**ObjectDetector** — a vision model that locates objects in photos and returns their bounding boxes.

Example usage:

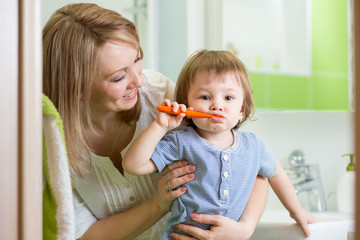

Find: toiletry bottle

[337,153,355,214]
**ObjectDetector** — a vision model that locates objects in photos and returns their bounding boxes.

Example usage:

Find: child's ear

[240,105,245,117]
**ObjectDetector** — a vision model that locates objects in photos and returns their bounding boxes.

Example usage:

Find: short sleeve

[258,139,277,178]
[73,190,97,239]
[151,131,180,172]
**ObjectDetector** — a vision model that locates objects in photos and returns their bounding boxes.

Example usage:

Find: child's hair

[175,49,254,129]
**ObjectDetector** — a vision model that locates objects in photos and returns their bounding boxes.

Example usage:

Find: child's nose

[211,102,223,111]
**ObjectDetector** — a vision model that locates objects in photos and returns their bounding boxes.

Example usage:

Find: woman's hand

[169,214,254,240]
[169,176,269,240]
[153,160,196,213]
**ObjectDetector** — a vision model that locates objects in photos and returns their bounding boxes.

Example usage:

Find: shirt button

[223,190,229,195]
[223,155,229,161]
[129,196,136,201]
[223,171,229,178]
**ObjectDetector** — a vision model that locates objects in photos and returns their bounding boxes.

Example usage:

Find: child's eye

[225,96,234,101]
[200,96,210,100]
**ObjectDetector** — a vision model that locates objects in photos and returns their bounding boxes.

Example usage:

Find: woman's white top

[73,69,175,239]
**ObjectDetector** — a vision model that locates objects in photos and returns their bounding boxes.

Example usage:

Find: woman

[42,3,269,240]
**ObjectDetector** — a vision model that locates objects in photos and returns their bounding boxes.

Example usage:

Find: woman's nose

[129,63,144,88]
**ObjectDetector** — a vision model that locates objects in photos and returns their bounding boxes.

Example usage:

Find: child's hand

[290,209,317,237]
[156,99,187,131]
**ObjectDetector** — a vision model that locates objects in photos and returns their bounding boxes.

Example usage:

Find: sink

[251,209,354,240]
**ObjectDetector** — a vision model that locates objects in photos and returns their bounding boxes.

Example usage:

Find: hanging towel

[42,94,74,240]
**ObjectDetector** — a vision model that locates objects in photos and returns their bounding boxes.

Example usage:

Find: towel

[42,94,74,240]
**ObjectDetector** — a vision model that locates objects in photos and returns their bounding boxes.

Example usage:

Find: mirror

[42,0,353,111]
[156,0,353,111]
[42,0,355,218]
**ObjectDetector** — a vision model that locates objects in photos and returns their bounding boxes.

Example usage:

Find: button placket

[219,152,231,204]
[123,180,137,203]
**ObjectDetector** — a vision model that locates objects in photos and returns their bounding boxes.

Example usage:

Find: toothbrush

[157,105,223,118]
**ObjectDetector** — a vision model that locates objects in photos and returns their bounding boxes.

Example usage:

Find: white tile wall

[241,111,355,211]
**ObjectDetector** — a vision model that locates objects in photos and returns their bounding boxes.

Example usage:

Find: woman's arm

[170,176,269,240]
[79,160,195,240]
[80,194,166,240]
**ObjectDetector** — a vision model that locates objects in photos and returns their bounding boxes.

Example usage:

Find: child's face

[187,71,244,134]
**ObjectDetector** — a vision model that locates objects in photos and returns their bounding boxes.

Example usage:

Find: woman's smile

[123,88,137,100]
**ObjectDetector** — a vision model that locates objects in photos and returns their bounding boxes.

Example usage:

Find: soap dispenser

[337,153,355,214]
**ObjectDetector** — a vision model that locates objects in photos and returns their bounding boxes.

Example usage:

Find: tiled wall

[242,111,354,210]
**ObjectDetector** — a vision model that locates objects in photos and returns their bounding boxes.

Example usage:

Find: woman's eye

[111,74,126,82]
[110,70,127,82]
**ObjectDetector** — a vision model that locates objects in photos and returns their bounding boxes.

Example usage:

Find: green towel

[42,94,74,240]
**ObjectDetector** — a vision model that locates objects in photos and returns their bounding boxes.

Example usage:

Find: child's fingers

[170,102,180,113]
[179,104,187,113]
[161,99,171,106]
[171,102,187,114]
[176,112,186,122]
[300,223,310,237]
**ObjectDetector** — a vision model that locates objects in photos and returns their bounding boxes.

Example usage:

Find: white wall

[158,0,207,82]
[242,111,355,210]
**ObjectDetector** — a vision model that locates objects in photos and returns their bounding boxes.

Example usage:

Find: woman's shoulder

[141,69,175,101]
[142,69,172,83]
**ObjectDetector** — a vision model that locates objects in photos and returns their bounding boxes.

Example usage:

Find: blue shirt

[151,127,277,240]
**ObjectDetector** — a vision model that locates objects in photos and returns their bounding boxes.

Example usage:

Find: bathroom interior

[1,0,358,239]
[42,0,356,239]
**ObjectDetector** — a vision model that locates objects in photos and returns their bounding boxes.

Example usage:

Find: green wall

[250,0,349,111]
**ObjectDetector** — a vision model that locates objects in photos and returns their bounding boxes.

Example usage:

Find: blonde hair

[43,3,143,177]
[175,49,254,129]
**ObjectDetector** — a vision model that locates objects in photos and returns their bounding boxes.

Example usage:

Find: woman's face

[90,40,143,114]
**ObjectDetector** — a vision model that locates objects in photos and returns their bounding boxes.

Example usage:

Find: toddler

[123,49,316,239]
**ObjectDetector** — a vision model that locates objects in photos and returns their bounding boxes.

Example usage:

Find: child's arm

[122,100,186,175]
[269,161,317,237]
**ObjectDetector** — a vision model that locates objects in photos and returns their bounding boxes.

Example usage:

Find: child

[123,49,316,239]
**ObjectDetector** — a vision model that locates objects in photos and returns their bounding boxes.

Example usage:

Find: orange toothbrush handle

[157,105,222,118]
